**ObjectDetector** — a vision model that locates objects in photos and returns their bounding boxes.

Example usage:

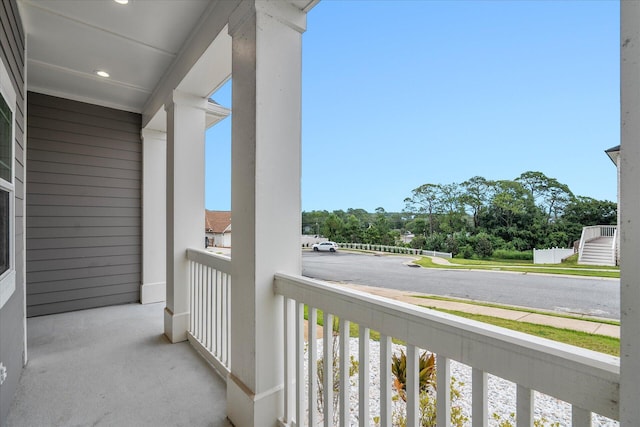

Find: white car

[312,241,339,252]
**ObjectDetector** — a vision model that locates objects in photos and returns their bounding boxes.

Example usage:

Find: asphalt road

[301,251,620,320]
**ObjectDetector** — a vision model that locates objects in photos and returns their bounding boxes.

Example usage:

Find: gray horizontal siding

[0,0,25,422]
[26,92,142,317]
[27,292,140,318]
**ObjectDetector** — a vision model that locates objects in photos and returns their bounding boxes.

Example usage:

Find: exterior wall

[25,92,142,317]
[210,232,231,248]
[0,0,25,423]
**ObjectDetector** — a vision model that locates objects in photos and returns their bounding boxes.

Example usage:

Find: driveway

[302,251,620,320]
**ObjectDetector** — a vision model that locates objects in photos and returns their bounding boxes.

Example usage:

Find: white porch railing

[186,248,231,379]
[274,273,620,427]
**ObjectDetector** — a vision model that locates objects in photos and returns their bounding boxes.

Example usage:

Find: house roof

[605,145,621,165]
[205,210,231,233]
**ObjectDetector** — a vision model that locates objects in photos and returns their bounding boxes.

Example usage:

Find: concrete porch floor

[6,302,230,427]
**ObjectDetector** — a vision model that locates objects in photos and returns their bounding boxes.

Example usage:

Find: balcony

[186,249,619,426]
[6,249,619,426]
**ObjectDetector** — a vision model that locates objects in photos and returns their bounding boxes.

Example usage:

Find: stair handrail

[612,227,618,266]
[578,225,618,263]
[578,226,596,260]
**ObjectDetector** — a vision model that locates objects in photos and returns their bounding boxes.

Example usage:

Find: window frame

[0,56,16,311]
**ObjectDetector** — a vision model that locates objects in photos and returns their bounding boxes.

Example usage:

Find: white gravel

[302,338,618,427]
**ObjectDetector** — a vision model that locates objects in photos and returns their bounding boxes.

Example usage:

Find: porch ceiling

[17,0,216,114]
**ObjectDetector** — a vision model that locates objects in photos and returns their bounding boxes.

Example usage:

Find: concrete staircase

[579,236,615,266]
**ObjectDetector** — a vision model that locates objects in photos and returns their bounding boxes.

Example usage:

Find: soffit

[18,0,212,113]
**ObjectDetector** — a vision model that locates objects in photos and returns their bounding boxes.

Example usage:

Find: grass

[413,294,620,325]
[303,304,619,355]
[427,307,620,356]
[415,256,620,278]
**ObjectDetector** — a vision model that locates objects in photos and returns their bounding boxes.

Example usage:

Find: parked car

[312,241,339,252]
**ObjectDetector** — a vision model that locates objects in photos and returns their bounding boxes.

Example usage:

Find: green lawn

[427,307,620,356]
[414,256,619,278]
[304,304,619,355]
[414,294,620,326]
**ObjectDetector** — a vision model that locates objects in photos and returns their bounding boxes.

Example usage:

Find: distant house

[205,210,231,248]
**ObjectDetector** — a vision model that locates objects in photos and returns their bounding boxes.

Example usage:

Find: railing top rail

[274,272,620,419]
[186,248,231,274]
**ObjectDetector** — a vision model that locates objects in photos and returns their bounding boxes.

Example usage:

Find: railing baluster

[197,263,202,342]
[572,406,591,427]
[296,302,305,427]
[323,313,334,427]
[284,297,295,424]
[210,269,216,355]
[189,261,194,333]
[406,344,419,427]
[205,266,210,349]
[437,354,451,427]
[516,385,533,427]
[379,335,392,427]
[358,326,370,426]
[339,318,350,427]
[215,270,221,357]
[309,307,318,427]
[472,368,488,427]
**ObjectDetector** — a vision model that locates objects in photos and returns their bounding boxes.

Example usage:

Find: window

[0,58,15,310]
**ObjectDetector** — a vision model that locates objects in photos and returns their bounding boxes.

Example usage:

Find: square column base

[227,373,283,427]
[164,307,189,343]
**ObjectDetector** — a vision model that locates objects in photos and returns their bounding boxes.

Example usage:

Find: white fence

[186,248,231,379]
[274,273,619,427]
[533,247,575,264]
[336,242,452,258]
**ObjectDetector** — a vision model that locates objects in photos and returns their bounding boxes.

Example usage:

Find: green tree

[322,213,344,241]
[490,180,535,229]
[438,183,467,233]
[516,171,574,225]
[461,176,493,229]
[343,214,363,242]
[404,184,442,235]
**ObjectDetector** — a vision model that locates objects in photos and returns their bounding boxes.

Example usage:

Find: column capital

[141,128,167,143]
[164,90,208,113]
[228,0,307,37]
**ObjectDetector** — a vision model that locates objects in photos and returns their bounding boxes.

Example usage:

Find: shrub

[475,235,494,258]
[410,235,427,249]
[492,249,533,260]
[459,244,474,259]
[389,349,467,427]
[444,235,459,256]
[391,349,436,401]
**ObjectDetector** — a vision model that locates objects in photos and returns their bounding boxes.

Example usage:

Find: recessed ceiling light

[114,0,129,4]
[96,70,110,78]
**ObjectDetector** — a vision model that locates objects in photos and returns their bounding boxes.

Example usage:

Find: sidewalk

[337,283,620,339]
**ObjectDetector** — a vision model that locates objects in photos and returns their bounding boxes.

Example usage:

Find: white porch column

[227,2,306,425]
[620,2,640,425]
[164,91,207,343]
[141,129,166,304]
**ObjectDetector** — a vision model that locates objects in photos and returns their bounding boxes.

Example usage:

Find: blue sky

[206,0,620,213]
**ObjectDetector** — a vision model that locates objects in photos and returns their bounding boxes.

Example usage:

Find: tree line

[302,171,616,259]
